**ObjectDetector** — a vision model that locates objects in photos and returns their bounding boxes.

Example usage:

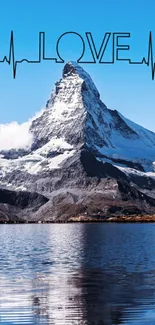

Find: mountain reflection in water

[0,223,155,324]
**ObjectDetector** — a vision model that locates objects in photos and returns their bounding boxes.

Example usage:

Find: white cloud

[0,121,32,150]
[0,108,45,151]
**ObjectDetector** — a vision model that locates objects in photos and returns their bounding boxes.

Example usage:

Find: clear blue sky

[0,0,155,131]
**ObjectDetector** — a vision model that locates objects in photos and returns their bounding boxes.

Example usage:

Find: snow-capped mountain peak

[1,62,155,195]
[62,61,100,97]
[1,62,155,222]
[29,61,107,151]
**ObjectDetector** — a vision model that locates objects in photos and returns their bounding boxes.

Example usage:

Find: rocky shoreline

[69,215,155,222]
[2,214,155,224]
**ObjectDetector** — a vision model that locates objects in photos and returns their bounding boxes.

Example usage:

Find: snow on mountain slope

[29,61,155,171]
[1,61,154,167]
[0,61,155,193]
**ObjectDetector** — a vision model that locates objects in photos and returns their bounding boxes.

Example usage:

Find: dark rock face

[80,149,129,180]
[63,62,78,78]
[0,188,48,210]
[0,188,49,223]
[0,204,21,223]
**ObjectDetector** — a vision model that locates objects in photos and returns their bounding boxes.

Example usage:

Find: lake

[0,223,155,324]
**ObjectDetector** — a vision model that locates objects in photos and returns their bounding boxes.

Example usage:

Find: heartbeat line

[0,31,62,78]
[129,32,155,80]
[0,31,155,79]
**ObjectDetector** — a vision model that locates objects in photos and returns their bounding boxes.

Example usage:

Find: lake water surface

[0,223,155,324]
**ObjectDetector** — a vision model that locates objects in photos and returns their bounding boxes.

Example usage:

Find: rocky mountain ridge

[1,61,155,222]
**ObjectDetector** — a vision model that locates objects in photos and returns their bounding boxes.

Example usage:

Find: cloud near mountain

[0,109,45,151]
[0,121,32,150]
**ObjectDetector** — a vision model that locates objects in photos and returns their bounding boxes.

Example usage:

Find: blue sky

[0,0,155,131]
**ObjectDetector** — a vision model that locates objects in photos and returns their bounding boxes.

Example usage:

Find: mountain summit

[1,62,155,222]
[30,61,102,149]
[30,61,155,171]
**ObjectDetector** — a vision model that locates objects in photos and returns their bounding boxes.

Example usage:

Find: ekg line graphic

[129,32,155,80]
[0,31,61,78]
[0,31,155,79]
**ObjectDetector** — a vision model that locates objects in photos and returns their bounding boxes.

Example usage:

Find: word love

[0,31,155,79]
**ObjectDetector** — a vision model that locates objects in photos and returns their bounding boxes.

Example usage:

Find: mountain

[1,61,155,222]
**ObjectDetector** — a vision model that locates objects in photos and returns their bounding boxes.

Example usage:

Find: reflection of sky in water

[123,310,155,325]
[0,224,155,324]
